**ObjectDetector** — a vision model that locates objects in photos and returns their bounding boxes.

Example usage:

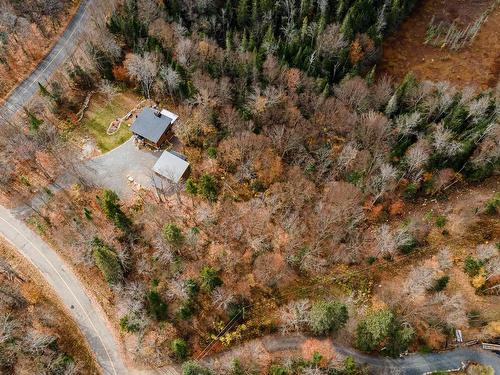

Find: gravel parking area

[83,138,162,198]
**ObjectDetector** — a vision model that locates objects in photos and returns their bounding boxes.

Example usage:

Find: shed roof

[130,107,174,144]
[153,151,189,183]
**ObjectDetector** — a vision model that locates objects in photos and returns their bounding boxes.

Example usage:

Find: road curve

[206,334,500,374]
[0,0,92,121]
[1,204,499,375]
[0,205,129,375]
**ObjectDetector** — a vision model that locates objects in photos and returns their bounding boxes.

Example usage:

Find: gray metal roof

[130,107,173,143]
[153,151,190,183]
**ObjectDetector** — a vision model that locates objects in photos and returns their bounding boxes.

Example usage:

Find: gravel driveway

[83,138,162,198]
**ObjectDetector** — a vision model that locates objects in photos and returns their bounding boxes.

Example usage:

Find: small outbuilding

[153,151,190,183]
[131,107,178,148]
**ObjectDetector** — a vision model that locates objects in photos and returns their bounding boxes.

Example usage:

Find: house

[153,151,190,183]
[130,107,178,148]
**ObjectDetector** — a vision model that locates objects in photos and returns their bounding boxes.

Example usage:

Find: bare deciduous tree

[125,53,159,99]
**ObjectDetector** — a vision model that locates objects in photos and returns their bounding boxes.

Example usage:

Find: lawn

[80,91,141,153]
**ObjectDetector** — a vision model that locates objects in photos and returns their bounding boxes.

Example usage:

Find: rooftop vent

[154,109,161,118]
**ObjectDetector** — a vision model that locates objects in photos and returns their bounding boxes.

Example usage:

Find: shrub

[398,235,418,254]
[91,238,123,285]
[268,365,288,375]
[463,256,483,277]
[485,193,500,215]
[148,290,168,321]
[435,215,446,228]
[198,174,220,202]
[200,266,222,292]
[163,224,184,247]
[178,300,195,320]
[428,275,449,292]
[185,178,198,195]
[403,183,419,201]
[207,146,217,159]
[119,315,140,333]
[171,338,188,360]
[182,361,213,375]
[308,300,348,335]
[356,309,413,357]
[184,279,200,298]
[366,256,376,265]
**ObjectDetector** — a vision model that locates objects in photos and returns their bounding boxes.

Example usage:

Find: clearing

[379,0,500,89]
[78,91,141,153]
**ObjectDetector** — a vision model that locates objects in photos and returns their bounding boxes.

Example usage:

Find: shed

[131,107,178,148]
[153,151,190,183]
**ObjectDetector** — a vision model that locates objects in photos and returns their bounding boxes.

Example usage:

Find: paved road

[0,205,129,375]
[1,200,499,375]
[0,0,92,121]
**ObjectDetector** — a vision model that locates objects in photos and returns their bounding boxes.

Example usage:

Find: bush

[308,300,348,335]
[178,300,195,320]
[182,361,213,375]
[185,178,198,195]
[119,315,140,333]
[485,193,500,215]
[184,279,200,298]
[91,238,123,285]
[463,256,483,277]
[200,266,222,292]
[163,223,184,247]
[428,275,449,292]
[171,338,188,360]
[268,365,288,375]
[198,174,220,202]
[435,215,446,228]
[356,309,413,357]
[207,146,217,159]
[148,290,168,321]
[403,183,419,201]
[398,235,418,254]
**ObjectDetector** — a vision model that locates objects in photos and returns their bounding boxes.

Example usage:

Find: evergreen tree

[26,111,43,132]
[163,223,184,247]
[38,82,53,99]
[148,289,168,321]
[97,190,132,234]
[200,266,222,292]
[198,174,220,202]
[170,338,188,360]
[91,238,123,285]
[237,0,249,27]
[308,300,348,335]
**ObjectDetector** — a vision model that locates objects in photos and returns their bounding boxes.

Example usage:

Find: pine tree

[251,0,259,25]
[25,111,43,132]
[237,0,249,27]
[97,190,132,234]
[92,238,123,285]
[38,82,53,99]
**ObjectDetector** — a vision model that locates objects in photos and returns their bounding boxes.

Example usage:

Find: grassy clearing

[80,91,140,153]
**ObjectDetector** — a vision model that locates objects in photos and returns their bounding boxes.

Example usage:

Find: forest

[0,0,77,98]
[0,0,498,373]
[0,242,98,374]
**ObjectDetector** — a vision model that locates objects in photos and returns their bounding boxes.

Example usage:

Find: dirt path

[379,0,500,89]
